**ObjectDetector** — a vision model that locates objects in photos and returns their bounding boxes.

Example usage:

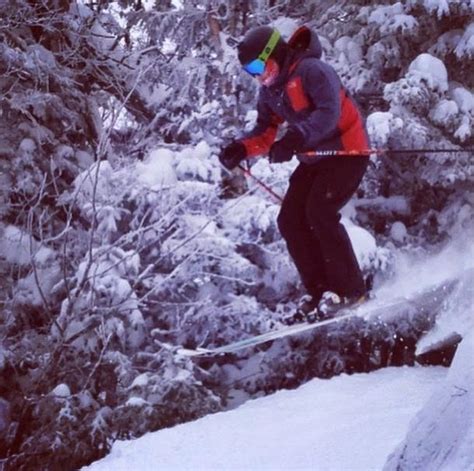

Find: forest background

[0,0,472,469]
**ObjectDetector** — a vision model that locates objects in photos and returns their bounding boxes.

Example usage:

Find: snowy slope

[385,332,474,471]
[84,366,445,471]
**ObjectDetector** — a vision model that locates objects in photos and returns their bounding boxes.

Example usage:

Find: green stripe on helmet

[258,29,280,62]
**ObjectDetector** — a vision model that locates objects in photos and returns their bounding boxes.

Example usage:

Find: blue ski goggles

[243,29,280,76]
[244,58,266,76]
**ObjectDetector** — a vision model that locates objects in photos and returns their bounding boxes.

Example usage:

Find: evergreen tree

[0,1,472,469]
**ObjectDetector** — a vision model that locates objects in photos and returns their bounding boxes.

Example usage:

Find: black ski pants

[277,157,369,299]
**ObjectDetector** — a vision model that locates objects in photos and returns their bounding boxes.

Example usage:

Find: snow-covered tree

[310,1,473,242]
[1,1,472,469]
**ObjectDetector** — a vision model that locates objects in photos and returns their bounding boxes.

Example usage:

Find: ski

[178,307,361,357]
[177,275,463,358]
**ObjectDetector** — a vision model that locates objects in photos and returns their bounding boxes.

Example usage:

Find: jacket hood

[262,25,323,89]
[288,26,322,60]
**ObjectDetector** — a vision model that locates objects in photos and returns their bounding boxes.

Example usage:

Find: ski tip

[177,347,212,357]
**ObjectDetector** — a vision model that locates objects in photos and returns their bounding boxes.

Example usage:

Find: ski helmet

[237,26,287,69]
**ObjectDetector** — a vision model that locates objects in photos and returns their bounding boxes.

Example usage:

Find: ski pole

[237,164,284,202]
[301,148,474,158]
[235,147,473,202]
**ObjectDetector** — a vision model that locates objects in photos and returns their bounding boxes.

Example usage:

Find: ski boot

[318,292,367,320]
[282,295,320,325]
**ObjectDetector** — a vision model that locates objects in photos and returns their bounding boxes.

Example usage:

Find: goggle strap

[258,30,280,62]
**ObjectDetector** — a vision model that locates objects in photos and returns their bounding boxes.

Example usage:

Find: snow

[0,225,32,265]
[130,373,149,389]
[175,141,218,182]
[221,195,278,238]
[430,29,464,56]
[369,3,404,25]
[136,148,177,187]
[142,0,157,11]
[450,86,474,115]
[75,150,94,169]
[423,0,450,18]
[416,265,473,356]
[126,397,149,408]
[454,116,472,141]
[366,111,404,146]
[51,384,71,398]
[4,3,474,470]
[368,3,418,35]
[354,195,410,216]
[389,221,407,242]
[271,17,299,40]
[452,114,471,141]
[378,232,473,302]
[334,36,363,64]
[408,53,449,92]
[73,161,115,206]
[454,23,474,59]
[144,82,172,107]
[84,366,446,471]
[389,14,418,34]
[18,137,36,153]
[430,99,459,125]
[343,218,378,270]
[0,225,61,306]
[385,331,474,471]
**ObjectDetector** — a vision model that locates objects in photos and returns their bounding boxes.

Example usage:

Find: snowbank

[385,332,474,471]
[84,367,445,471]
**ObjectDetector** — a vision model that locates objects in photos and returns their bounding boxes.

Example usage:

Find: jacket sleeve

[292,61,341,149]
[240,91,283,157]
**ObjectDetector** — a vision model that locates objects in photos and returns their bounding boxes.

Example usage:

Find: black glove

[269,127,303,164]
[219,141,247,170]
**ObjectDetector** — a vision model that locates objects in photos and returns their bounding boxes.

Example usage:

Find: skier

[219,25,370,321]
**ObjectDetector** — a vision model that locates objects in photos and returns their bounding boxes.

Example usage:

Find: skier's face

[258,58,280,87]
[243,57,280,86]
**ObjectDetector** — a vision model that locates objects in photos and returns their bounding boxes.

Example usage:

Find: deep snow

[385,331,474,471]
[84,366,446,471]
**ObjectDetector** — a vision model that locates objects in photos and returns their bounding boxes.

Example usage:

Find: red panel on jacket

[286,77,310,112]
[242,113,283,157]
[338,89,369,152]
